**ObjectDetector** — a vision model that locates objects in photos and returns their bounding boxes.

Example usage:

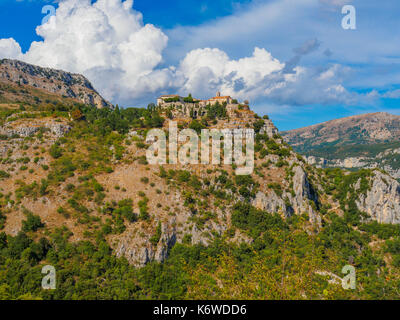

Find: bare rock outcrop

[356,171,400,224]
[252,190,287,216]
[253,165,321,225]
[290,165,321,225]
[0,59,112,109]
[116,220,177,267]
[260,118,279,138]
[49,123,72,137]
[0,121,71,138]
[2,126,39,137]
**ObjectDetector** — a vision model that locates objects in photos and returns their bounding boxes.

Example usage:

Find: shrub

[188,120,205,133]
[268,183,283,197]
[93,182,104,192]
[57,207,70,219]
[182,234,192,245]
[275,159,288,167]
[141,177,149,184]
[22,211,44,232]
[49,144,62,159]
[138,197,150,220]
[115,199,137,223]
[136,142,146,149]
[0,170,10,179]
[71,109,84,121]
[39,179,48,196]
[177,170,191,183]
[149,223,162,246]
[231,202,287,239]
[253,120,265,133]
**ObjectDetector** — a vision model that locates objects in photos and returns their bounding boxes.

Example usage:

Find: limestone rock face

[356,171,400,224]
[0,59,111,109]
[305,154,400,180]
[0,121,71,138]
[3,126,39,137]
[49,124,72,137]
[290,166,320,225]
[260,119,279,138]
[252,190,287,216]
[253,165,320,225]
[154,222,178,262]
[114,197,231,267]
[116,220,177,267]
[115,214,229,268]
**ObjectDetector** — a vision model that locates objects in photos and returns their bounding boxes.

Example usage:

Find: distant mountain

[0,59,111,109]
[281,112,400,179]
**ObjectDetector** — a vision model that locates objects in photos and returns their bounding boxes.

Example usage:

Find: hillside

[0,74,400,299]
[0,59,111,109]
[281,112,400,179]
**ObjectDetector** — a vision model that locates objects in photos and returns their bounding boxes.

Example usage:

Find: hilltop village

[156,92,278,137]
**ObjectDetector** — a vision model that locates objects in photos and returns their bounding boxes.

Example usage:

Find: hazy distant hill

[281,112,400,179]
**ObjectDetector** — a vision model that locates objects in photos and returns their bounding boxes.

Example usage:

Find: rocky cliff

[252,165,320,225]
[0,59,111,109]
[356,171,400,224]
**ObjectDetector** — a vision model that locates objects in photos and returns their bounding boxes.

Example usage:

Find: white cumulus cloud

[173,48,368,107]
[0,38,23,60]
[1,0,170,103]
[176,47,284,100]
[0,0,375,109]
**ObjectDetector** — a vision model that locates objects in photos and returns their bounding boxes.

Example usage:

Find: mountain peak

[281,111,400,179]
[282,112,400,148]
[0,59,112,109]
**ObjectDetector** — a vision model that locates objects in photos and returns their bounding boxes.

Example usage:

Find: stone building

[156,92,253,120]
[157,92,235,109]
[156,95,182,106]
[207,91,233,105]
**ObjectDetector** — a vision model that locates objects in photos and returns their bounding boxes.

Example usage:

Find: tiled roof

[160,94,180,98]
[208,96,231,100]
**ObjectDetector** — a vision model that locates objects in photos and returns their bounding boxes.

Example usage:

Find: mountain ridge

[282,112,400,150]
[0,58,112,109]
[281,112,400,179]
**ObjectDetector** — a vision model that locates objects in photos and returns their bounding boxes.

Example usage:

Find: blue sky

[0,0,253,51]
[0,0,400,131]
[0,0,44,52]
